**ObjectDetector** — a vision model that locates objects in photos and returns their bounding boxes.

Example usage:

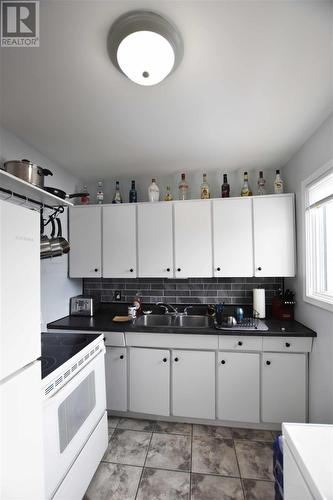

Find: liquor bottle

[221,173,230,198]
[201,173,210,199]
[96,181,104,204]
[80,186,89,205]
[178,173,189,200]
[129,180,137,203]
[257,171,266,195]
[164,186,173,201]
[241,172,252,197]
[274,169,284,194]
[148,178,160,202]
[112,181,123,204]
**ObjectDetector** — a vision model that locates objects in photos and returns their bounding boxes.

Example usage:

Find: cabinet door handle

[166,268,170,272]
[217,267,221,271]
[285,342,291,348]
[238,341,243,346]
[257,267,262,271]
[120,355,124,360]
[174,357,179,362]
[130,268,134,273]
[162,358,167,363]
[177,268,181,272]
[266,360,271,366]
[94,268,99,272]
[221,360,226,364]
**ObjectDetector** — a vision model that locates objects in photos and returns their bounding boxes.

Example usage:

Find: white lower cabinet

[129,347,170,416]
[105,347,127,412]
[172,350,215,419]
[262,353,307,423]
[217,352,260,423]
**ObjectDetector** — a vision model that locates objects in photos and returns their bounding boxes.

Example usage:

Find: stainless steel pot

[4,159,53,188]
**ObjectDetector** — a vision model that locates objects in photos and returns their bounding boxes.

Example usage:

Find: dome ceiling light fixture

[107,10,183,86]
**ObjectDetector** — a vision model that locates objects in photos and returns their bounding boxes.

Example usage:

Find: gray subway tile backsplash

[83,277,283,305]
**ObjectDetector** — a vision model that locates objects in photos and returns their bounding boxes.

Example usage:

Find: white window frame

[302,158,333,312]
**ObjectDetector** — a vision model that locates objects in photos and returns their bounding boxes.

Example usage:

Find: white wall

[282,113,333,424]
[0,127,82,329]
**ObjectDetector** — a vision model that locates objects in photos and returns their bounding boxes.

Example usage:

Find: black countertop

[47,304,316,337]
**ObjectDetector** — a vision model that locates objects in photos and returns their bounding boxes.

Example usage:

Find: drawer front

[104,331,125,346]
[218,336,262,351]
[263,337,312,353]
[125,332,218,350]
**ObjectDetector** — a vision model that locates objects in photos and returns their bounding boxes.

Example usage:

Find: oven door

[43,350,106,499]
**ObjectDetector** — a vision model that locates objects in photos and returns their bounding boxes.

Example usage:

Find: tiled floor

[83,417,276,500]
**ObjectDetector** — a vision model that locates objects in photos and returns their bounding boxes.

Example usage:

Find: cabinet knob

[166,268,170,272]
[94,268,99,272]
[177,268,181,272]
[162,358,167,363]
[266,360,271,366]
[238,341,243,346]
[285,342,291,348]
[120,355,124,360]
[221,360,226,364]
[217,267,221,271]
[257,267,262,271]
[130,268,134,273]
[174,357,179,362]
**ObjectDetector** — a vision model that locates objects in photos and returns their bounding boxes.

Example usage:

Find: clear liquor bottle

[178,173,189,200]
[274,170,284,194]
[257,171,266,195]
[96,181,104,204]
[164,186,173,201]
[241,172,252,196]
[112,181,123,204]
[148,178,160,202]
[201,173,210,199]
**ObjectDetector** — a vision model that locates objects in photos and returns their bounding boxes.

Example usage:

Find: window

[304,160,333,311]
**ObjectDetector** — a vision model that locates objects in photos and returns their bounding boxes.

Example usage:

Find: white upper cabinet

[103,205,137,278]
[137,203,173,277]
[69,206,102,278]
[253,194,295,277]
[213,198,253,277]
[174,201,212,278]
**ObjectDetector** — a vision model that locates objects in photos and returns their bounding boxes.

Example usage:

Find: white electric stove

[41,332,108,500]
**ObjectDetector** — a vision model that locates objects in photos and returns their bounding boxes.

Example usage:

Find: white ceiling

[1,0,333,180]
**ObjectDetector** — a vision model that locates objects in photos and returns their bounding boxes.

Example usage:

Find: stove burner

[40,332,101,379]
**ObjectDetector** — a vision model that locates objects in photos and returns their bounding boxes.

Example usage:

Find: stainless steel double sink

[135,314,211,329]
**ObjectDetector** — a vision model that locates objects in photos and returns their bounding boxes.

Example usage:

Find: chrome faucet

[156,302,178,315]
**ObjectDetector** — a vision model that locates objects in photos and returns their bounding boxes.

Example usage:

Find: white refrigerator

[0,200,45,499]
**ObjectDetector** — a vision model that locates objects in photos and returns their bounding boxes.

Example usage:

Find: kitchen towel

[253,288,266,318]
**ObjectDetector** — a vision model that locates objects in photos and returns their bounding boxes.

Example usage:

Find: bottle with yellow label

[200,173,210,199]
[241,172,252,196]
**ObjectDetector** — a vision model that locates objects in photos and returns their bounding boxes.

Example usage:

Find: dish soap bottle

[201,173,210,199]
[112,181,123,204]
[274,170,284,194]
[148,178,160,202]
[257,171,266,195]
[96,181,104,204]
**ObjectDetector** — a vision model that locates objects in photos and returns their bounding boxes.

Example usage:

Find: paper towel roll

[253,288,265,318]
